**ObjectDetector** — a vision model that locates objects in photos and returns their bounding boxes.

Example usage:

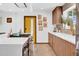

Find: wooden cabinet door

[52,35,56,51]
[50,37,53,47]
[52,6,62,24]
[48,33,50,44]
[48,33,75,56]
[65,41,76,56]
[50,34,53,47]
[53,36,65,56]
[53,35,58,55]
[70,44,76,56]
[52,34,75,56]
[65,41,72,56]
[51,34,54,48]
[56,37,65,56]
[48,33,53,47]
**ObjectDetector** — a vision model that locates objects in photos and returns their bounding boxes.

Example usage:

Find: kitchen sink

[10,34,31,37]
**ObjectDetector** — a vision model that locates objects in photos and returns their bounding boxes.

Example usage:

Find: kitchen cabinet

[48,33,53,47]
[48,32,75,56]
[52,35,65,56]
[56,36,65,56]
[65,41,76,56]
[52,6,62,24]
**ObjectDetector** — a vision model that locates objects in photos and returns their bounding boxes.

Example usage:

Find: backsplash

[48,24,55,32]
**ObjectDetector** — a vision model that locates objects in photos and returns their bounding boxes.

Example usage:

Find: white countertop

[0,33,31,56]
[0,33,31,44]
[0,34,30,56]
[49,30,76,45]
[0,37,29,44]
[0,37,29,56]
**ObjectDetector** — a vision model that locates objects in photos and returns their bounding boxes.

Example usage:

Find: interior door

[24,16,31,33]
[24,16,36,44]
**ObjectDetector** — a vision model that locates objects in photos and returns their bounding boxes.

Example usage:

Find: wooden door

[32,17,36,44]
[24,16,36,44]
[24,16,31,33]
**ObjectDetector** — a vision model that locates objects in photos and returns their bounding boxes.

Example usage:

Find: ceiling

[0,3,64,13]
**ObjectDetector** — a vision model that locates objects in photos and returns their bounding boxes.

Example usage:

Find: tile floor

[33,44,56,56]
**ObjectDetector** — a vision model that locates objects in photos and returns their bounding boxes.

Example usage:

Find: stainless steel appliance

[22,36,34,56]
[28,36,34,56]
[22,39,29,56]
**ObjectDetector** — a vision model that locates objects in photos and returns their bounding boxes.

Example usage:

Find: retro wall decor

[43,17,47,27]
[38,15,43,31]
[7,17,12,23]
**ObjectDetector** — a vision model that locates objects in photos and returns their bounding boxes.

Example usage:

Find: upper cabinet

[52,6,63,24]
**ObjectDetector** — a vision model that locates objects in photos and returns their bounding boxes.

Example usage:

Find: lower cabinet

[65,41,76,56]
[48,33,53,47]
[48,32,76,56]
[52,35,66,56]
[57,37,65,56]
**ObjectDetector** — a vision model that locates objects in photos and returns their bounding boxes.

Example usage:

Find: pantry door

[24,16,36,44]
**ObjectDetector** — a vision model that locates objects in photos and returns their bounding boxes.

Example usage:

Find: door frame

[24,16,37,44]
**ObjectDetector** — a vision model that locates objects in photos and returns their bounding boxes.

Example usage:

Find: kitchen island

[0,36,31,56]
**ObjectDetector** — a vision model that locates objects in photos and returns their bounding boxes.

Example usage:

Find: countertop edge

[48,31,76,45]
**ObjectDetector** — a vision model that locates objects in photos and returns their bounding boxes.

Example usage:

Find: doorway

[24,16,36,44]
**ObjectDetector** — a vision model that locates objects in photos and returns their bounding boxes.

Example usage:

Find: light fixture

[14,3,27,8]
[24,3,27,8]
[14,3,19,8]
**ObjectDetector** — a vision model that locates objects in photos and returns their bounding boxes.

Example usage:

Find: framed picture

[43,17,47,27]
[38,20,42,25]
[7,17,12,23]
[38,15,42,19]
[43,22,47,27]
[39,25,43,31]
[38,14,43,31]
[43,17,47,22]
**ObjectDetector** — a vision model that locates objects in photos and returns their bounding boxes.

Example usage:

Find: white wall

[0,10,53,43]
